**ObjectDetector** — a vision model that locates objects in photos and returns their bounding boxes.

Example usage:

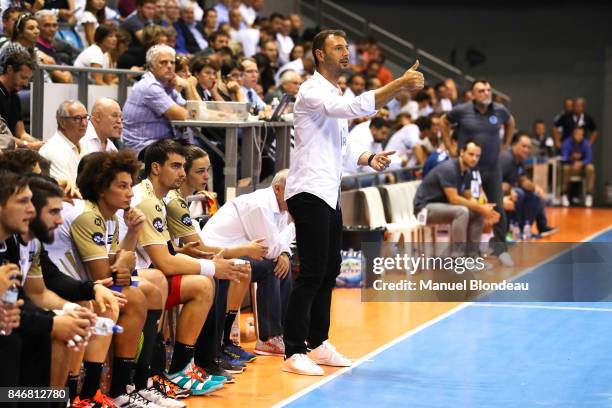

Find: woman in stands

[78,0,107,46]
[74,24,118,85]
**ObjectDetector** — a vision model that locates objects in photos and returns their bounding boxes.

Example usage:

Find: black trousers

[283,193,342,358]
[479,165,508,254]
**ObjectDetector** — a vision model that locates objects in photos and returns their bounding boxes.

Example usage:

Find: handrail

[38,64,146,75]
[299,0,511,103]
[342,166,422,189]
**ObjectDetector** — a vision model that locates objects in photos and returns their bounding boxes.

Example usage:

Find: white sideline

[272,302,470,408]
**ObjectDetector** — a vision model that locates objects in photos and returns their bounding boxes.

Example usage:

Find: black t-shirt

[0,82,23,135]
[554,112,597,141]
[413,158,473,214]
[500,149,524,187]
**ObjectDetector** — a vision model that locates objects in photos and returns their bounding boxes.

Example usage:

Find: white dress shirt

[80,122,118,156]
[343,120,381,175]
[231,27,260,57]
[386,123,421,168]
[39,130,82,183]
[275,33,294,65]
[285,71,376,209]
[275,58,304,86]
[201,187,295,259]
[239,3,257,26]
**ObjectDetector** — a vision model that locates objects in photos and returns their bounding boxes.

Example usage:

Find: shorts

[165,275,183,310]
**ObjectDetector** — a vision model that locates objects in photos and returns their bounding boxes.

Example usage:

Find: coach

[282,29,424,376]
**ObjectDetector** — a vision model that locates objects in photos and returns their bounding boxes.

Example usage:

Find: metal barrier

[296,0,511,102]
[341,165,422,189]
[32,64,144,138]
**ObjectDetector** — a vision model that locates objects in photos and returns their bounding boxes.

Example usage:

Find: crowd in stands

[0,0,601,405]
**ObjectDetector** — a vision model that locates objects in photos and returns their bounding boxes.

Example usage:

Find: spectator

[343,117,390,175]
[153,0,166,25]
[108,27,131,68]
[0,7,21,49]
[77,0,107,47]
[501,133,557,237]
[33,10,73,83]
[387,115,421,168]
[434,82,453,113]
[552,97,573,142]
[264,69,299,104]
[553,97,598,146]
[459,89,473,103]
[444,79,516,267]
[288,13,302,43]
[39,100,89,183]
[240,0,262,27]
[274,49,314,86]
[444,77,458,104]
[413,139,500,257]
[275,16,293,65]
[74,24,118,85]
[214,0,231,26]
[240,57,266,113]
[122,44,196,154]
[561,126,595,207]
[80,97,121,155]
[268,12,283,34]
[120,0,156,47]
[198,29,229,57]
[117,23,167,69]
[190,56,218,101]
[229,7,259,57]
[414,116,443,165]
[531,119,556,157]
[164,0,178,25]
[175,2,206,53]
[0,46,43,148]
[343,73,365,99]
[201,7,218,39]
[254,38,279,92]
[214,58,244,102]
[366,76,381,91]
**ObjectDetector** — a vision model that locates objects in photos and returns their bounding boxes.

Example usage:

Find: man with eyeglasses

[80,98,122,156]
[240,57,265,114]
[40,100,89,184]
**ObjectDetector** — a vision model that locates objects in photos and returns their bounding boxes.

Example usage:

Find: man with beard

[80,98,122,155]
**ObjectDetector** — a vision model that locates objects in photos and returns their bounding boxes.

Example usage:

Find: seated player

[123,140,248,396]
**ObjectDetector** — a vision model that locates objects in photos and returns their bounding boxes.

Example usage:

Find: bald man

[80,98,122,156]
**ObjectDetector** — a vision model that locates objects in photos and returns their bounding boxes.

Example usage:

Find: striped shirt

[122,71,186,154]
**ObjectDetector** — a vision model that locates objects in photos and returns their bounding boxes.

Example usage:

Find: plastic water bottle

[271,97,280,115]
[523,224,532,241]
[0,285,18,336]
[91,317,124,336]
[510,222,521,241]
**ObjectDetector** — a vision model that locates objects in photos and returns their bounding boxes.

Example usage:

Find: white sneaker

[498,252,514,268]
[585,195,593,208]
[308,341,352,367]
[139,384,185,408]
[114,385,164,408]
[561,194,570,207]
[282,353,324,376]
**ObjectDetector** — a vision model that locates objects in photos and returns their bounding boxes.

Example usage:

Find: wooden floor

[186,208,612,408]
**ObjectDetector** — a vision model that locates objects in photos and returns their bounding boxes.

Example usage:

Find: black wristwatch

[367,153,376,166]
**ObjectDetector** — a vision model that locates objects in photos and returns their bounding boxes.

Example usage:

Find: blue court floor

[280,228,612,408]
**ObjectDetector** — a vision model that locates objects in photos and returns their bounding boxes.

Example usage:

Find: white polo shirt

[39,130,81,184]
[80,122,118,156]
[285,71,376,209]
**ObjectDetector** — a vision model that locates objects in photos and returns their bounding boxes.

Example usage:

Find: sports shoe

[561,194,570,207]
[223,341,257,363]
[199,360,235,383]
[71,397,96,408]
[219,353,246,374]
[255,336,285,356]
[585,194,593,208]
[89,390,116,408]
[308,341,352,367]
[138,379,185,408]
[498,251,514,268]
[114,386,162,408]
[164,363,224,396]
[150,375,190,400]
[536,225,559,238]
[282,353,324,376]
[191,361,229,383]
